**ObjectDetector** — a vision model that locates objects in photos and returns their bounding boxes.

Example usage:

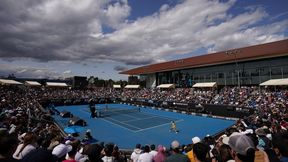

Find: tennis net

[97,107,140,117]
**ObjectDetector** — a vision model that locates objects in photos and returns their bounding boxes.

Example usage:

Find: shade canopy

[192,82,217,88]
[113,84,121,88]
[157,84,175,88]
[64,126,84,134]
[0,79,22,85]
[260,78,288,86]
[124,85,140,89]
[25,81,41,86]
[46,82,68,87]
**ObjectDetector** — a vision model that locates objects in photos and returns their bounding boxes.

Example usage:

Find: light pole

[226,50,240,87]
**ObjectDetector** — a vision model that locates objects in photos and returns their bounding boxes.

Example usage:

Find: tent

[260,78,288,86]
[157,84,175,88]
[46,82,68,87]
[0,79,22,85]
[124,85,140,89]
[25,81,41,86]
[192,82,217,88]
[113,84,121,88]
[64,126,84,134]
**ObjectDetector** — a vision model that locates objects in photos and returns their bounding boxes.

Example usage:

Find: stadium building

[120,39,288,88]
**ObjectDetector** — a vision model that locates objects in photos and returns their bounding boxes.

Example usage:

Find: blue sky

[0,0,287,80]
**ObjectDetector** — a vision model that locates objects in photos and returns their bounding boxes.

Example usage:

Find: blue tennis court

[99,108,180,132]
[54,103,235,149]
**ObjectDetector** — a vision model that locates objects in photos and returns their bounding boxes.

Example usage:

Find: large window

[153,56,288,87]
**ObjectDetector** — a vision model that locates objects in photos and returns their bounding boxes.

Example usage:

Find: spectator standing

[112,145,126,162]
[12,132,37,160]
[153,145,166,162]
[130,144,142,162]
[138,145,153,162]
[165,140,189,162]
[52,139,73,161]
[84,144,104,162]
[187,136,201,162]
[272,132,288,162]
[102,143,115,162]
[218,144,234,162]
[192,142,210,162]
[21,148,57,162]
[149,144,157,158]
[228,134,255,162]
[246,133,269,162]
[63,141,79,162]
[0,131,19,162]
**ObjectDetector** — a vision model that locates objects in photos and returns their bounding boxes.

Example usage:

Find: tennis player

[170,121,179,133]
[89,99,97,118]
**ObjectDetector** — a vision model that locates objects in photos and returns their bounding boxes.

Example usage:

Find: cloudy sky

[0,0,287,80]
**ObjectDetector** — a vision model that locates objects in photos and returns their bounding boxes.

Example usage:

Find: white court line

[104,116,142,129]
[80,106,183,133]
[113,111,177,123]
[134,119,184,133]
[102,113,183,133]
[105,116,142,129]
[83,106,162,120]
[79,108,141,132]
[117,113,140,120]
[123,115,168,122]
[101,118,138,133]
[139,111,179,120]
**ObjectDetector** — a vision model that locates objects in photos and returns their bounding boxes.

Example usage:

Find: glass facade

[151,55,288,87]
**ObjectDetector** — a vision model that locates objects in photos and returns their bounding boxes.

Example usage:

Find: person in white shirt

[13,132,37,160]
[131,144,142,162]
[102,143,115,162]
[149,144,157,158]
[138,145,153,162]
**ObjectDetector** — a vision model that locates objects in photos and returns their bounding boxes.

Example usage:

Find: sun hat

[222,132,242,145]
[171,140,180,149]
[192,136,201,144]
[52,143,72,158]
[228,134,255,156]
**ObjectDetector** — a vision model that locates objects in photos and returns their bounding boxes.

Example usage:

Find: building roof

[25,81,41,86]
[124,85,140,88]
[46,82,68,87]
[120,39,288,75]
[0,79,22,85]
[157,84,175,88]
[113,84,121,88]
[260,78,288,86]
[192,82,217,88]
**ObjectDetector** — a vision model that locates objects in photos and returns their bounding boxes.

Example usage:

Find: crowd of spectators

[26,86,288,110]
[0,84,287,162]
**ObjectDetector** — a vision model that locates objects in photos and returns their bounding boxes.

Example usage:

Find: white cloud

[0,64,64,79]
[63,70,71,74]
[0,0,287,78]
[208,19,288,52]
[102,0,131,29]
[88,0,282,63]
